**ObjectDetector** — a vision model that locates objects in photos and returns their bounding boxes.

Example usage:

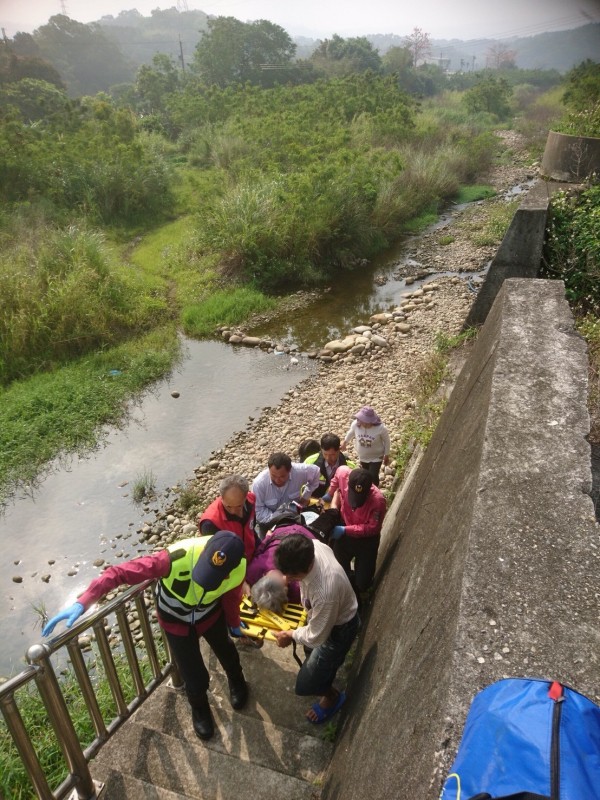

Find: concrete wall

[465,181,567,328]
[541,130,600,183]
[324,279,600,800]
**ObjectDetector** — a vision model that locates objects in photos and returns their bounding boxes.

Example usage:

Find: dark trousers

[295,613,360,696]
[165,613,243,708]
[360,460,382,486]
[333,534,381,594]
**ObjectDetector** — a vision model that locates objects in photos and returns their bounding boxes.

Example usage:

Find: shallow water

[0,183,520,675]
[0,339,314,675]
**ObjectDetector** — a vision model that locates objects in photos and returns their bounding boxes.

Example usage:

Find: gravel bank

[141,131,536,548]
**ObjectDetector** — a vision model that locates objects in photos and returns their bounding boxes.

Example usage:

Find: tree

[192,17,296,88]
[310,34,382,77]
[382,46,414,77]
[486,42,517,70]
[464,73,512,118]
[0,78,70,122]
[135,54,180,114]
[33,15,135,96]
[0,45,65,89]
[403,27,431,68]
[562,59,600,113]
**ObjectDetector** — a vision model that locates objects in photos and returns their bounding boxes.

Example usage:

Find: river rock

[423,283,439,292]
[351,344,365,355]
[403,303,417,312]
[324,338,354,353]
[395,323,411,333]
[221,330,231,341]
[353,325,371,334]
[182,522,198,535]
[12,576,23,583]
[228,334,243,344]
[240,336,261,347]
[371,334,389,347]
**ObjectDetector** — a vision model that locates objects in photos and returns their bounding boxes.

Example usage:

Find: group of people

[42,406,391,742]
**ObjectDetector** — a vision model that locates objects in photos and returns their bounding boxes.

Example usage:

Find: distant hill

[368,23,600,73]
[92,11,598,75]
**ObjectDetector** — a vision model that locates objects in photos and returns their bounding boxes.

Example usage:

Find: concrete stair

[91,639,335,799]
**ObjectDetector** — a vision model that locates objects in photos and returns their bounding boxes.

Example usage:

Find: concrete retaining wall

[464,180,569,328]
[324,279,600,800]
[541,130,600,183]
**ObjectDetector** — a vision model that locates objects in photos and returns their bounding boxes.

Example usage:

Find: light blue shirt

[252,463,321,525]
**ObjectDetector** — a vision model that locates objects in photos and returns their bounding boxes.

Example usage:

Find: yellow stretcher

[239,595,307,643]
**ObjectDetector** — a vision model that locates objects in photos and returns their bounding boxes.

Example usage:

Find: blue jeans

[295,613,360,697]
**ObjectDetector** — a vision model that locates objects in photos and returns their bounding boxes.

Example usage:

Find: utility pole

[178,34,185,73]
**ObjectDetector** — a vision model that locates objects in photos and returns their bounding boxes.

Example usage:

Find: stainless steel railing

[0,579,182,800]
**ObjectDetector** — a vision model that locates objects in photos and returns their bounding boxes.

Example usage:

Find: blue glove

[331,525,346,540]
[321,494,332,504]
[42,602,84,637]
[229,621,248,638]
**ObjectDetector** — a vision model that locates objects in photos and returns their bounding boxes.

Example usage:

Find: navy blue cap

[192,531,244,590]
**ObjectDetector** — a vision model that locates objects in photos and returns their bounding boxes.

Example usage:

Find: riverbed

[0,131,536,677]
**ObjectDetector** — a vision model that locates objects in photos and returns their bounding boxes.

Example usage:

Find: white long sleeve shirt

[291,541,358,649]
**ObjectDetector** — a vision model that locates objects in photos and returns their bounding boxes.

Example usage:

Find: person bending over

[42,531,248,742]
[273,534,359,724]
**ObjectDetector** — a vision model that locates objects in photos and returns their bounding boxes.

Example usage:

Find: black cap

[192,531,244,590]
[348,468,373,508]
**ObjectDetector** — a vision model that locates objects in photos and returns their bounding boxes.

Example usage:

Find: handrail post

[0,687,54,800]
[26,643,97,800]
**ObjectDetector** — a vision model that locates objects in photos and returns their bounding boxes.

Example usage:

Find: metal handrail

[0,579,182,800]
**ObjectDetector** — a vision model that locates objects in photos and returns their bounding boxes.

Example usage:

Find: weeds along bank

[0,74,543,504]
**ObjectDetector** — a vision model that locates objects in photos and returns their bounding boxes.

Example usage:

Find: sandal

[308,690,346,724]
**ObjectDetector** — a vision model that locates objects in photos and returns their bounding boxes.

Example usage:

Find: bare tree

[403,27,431,68]
[485,42,517,70]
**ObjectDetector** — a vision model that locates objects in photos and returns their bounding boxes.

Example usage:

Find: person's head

[298,438,320,462]
[268,452,292,487]
[275,534,315,579]
[192,531,245,589]
[219,474,249,517]
[348,468,374,509]
[250,569,288,612]
[353,406,382,429]
[320,433,341,466]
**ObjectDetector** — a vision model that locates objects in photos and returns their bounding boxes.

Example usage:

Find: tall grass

[0,221,170,385]
[182,287,276,336]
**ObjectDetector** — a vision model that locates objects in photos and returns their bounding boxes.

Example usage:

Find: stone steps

[90,637,334,800]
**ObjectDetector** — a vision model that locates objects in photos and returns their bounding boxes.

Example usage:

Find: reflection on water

[0,339,314,676]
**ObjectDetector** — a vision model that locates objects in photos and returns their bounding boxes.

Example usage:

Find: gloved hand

[42,602,84,637]
[229,621,248,638]
[321,494,332,504]
[331,525,346,540]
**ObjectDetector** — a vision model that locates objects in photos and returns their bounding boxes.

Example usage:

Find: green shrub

[0,223,169,385]
[542,185,600,313]
[182,287,276,336]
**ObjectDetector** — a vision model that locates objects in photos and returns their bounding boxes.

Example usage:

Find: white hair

[250,574,288,613]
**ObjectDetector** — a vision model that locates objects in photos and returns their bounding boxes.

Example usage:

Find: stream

[0,205,490,677]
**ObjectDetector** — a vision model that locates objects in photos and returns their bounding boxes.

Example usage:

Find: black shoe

[228,676,248,710]
[191,703,214,740]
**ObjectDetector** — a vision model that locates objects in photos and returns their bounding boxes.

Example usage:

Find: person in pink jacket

[327,466,387,596]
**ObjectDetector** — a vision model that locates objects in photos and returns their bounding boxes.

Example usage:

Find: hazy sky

[2,0,599,40]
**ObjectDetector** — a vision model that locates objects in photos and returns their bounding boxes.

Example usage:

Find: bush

[0,221,169,384]
[542,185,600,313]
[182,287,276,336]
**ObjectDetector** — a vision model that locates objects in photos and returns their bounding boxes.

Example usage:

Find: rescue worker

[304,433,356,498]
[42,531,248,741]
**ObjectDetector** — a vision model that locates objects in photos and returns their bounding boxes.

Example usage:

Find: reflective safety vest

[156,537,246,626]
[305,452,356,492]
